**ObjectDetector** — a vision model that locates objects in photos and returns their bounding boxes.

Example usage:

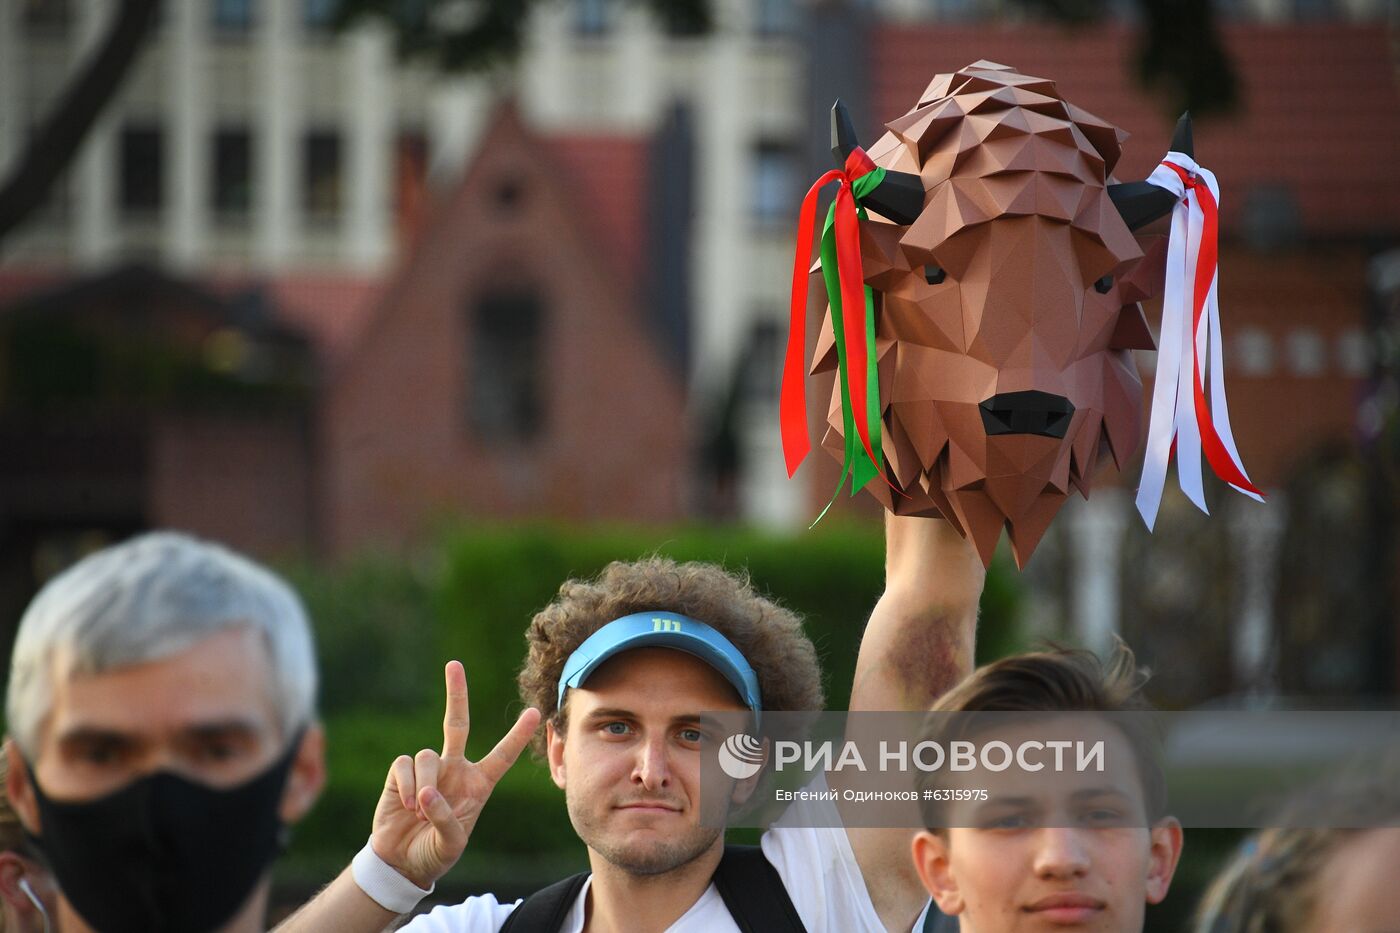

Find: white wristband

[351,839,435,914]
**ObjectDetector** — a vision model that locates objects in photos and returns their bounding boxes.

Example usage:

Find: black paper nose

[979,391,1075,439]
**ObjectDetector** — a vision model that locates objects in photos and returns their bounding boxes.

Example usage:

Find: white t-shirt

[400,779,933,933]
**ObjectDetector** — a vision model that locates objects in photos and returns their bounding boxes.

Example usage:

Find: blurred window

[755,0,796,36]
[22,0,71,34]
[751,142,798,226]
[1285,329,1327,377]
[212,0,254,33]
[1336,328,1369,378]
[303,0,337,31]
[1105,0,1141,19]
[469,292,544,442]
[929,0,980,20]
[658,2,706,37]
[25,111,72,221]
[1293,0,1336,17]
[1243,184,1301,252]
[212,127,253,217]
[1232,327,1274,377]
[1212,0,1250,18]
[119,124,164,216]
[303,129,343,221]
[740,317,783,404]
[574,0,614,36]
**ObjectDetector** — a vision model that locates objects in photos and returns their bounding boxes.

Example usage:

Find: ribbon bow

[1135,152,1265,529]
[781,147,893,509]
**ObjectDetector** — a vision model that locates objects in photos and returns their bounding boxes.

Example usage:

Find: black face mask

[25,738,300,933]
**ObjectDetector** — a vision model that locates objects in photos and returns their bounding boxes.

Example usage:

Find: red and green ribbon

[781,147,893,512]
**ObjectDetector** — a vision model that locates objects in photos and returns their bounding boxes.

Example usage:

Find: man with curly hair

[281,517,983,932]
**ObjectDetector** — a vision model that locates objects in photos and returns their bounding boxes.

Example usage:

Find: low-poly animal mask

[782,61,1261,567]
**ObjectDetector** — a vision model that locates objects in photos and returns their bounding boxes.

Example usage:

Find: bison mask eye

[925,265,946,285]
[1095,275,1113,294]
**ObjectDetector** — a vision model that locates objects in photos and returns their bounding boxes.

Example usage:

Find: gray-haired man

[3,532,327,933]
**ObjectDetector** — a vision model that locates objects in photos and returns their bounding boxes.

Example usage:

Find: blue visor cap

[557,611,762,723]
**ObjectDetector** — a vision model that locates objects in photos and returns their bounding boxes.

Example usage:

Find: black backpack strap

[500,846,807,933]
[498,871,590,933]
[712,844,808,933]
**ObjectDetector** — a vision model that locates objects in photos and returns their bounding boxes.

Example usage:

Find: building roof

[548,133,652,286]
[0,265,381,364]
[869,21,1400,238]
[255,275,383,364]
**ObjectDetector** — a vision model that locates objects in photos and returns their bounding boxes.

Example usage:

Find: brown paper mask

[808,61,1182,568]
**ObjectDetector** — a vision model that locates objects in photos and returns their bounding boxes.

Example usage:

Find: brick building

[0,3,1395,693]
[321,107,688,553]
[0,264,316,632]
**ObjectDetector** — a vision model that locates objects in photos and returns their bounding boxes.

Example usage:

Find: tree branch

[0,0,159,244]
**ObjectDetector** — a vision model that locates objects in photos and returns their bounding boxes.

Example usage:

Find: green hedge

[278,522,1024,887]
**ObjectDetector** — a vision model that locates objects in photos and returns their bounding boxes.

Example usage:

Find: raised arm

[844,514,985,932]
[275,662,540,933]
[850,513,984,713]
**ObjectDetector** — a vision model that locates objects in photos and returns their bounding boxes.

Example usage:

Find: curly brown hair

[517,557,824,754]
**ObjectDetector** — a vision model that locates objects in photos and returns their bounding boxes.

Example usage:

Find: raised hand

[369,660,541,888]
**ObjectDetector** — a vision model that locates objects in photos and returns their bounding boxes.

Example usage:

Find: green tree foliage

[333,0,711,73]
[335,0,1235,115]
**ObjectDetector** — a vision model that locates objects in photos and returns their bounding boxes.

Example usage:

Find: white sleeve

[761,822,887,933]
[396,894,522,933]
[759,775,886,933]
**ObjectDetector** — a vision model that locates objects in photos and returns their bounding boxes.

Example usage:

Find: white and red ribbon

[1135,151,1265,530]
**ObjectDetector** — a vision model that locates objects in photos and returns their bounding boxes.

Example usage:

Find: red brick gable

[550,135,651,286]
[321,104,687,553]
[869,22,1400,237]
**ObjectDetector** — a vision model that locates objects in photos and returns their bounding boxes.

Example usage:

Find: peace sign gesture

[369,660,541,888]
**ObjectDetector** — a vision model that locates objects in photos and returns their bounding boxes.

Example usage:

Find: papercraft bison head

[809,61,1184,568]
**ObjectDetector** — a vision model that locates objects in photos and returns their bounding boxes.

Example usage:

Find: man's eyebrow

[583,707,638,723]
[55,726,138,747]
[179,719,265,741]
[972,795,1039,811]
[580,710,727,729]
[1069,786,1134,802]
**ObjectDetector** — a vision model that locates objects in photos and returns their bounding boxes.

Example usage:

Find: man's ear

[0,852,46,921]
[1145,817,1185,904]
[546,720,566,790]
[4,737,40,835]
[0,852,29,906]
[278,723,327,824]
[912,830,965,916]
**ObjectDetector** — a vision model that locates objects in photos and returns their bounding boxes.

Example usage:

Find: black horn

[1107,111,1194,230]
[831,100,924,226]
[1169,110,1193,159]
[831,98,861,164]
